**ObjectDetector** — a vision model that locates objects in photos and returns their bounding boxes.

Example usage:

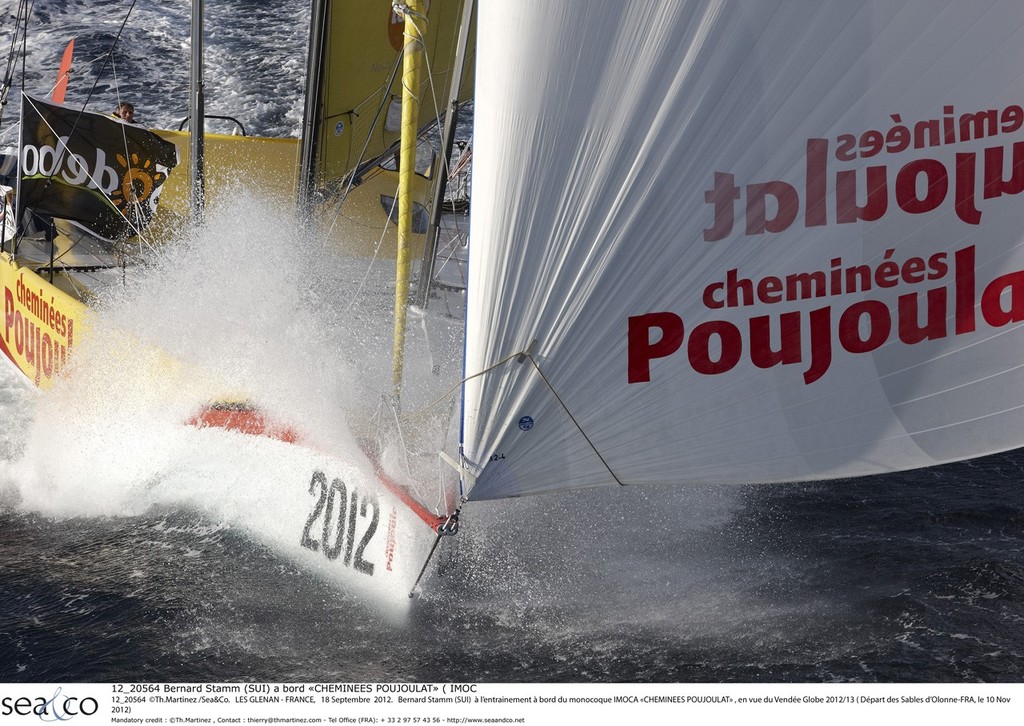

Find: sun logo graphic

[18,95,180,241]
[110,152,168,228]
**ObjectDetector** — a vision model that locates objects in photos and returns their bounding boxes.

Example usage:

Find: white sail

[462,0,1024,500]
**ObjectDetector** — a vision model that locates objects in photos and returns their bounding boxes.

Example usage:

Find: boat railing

[176,114,248,136]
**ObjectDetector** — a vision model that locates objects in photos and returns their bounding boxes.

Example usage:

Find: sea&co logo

[0,688,98,720]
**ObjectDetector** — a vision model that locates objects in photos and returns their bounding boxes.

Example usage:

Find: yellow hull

[150,130,427,259]
[151,130,300,231]
[2,128,433,392]
[0,252,89,389]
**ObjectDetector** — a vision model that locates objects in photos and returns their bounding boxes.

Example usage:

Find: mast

[391,0,426,399]
[189,0,205,222]
[414,0,473,309]
[10,94,24,255]
[298,0,330,207]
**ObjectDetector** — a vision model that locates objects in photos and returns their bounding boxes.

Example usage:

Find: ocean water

[1,0,1024,685]
[1,0,310,141]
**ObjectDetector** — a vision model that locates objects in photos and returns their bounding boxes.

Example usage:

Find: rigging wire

[337,3,465,317]
[106,52,161,259]
[343,193,401,315]
[316,48,404,246]
[321,43,439,316]
[525,354,625,486]
[71,0,139,118]
[318,2,456,242]
[399,5,456,187]
[397,344,628,489]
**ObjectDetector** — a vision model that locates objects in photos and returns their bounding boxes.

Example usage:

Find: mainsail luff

[189,0,205,222]
[297,0,330,206]
[461,0,1024,501]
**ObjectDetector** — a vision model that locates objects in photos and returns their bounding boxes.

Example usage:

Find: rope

[418,349,533,413]
[404,344,627,489]
[314,50,406,319]
[393,1,465,203]
[336,1,463,317]
[317,1,473,348]
[77,0,139,112]
[524,354,625,487]
[106,54,160,257]
[317,50,403,243]
[342,187,399,316]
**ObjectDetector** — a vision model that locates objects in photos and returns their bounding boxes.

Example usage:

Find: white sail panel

[462,0,1024,500]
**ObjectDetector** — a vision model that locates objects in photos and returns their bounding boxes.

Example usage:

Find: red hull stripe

[188,405,449,532]
[186,406,299,444]
[368,459,450,533]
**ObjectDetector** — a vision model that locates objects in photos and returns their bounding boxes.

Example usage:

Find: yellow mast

[392,0,426,400]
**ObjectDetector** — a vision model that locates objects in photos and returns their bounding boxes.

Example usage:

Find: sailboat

[0,0,473,619]
[7,0,1024,618]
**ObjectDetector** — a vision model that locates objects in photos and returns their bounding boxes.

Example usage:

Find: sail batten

[462,0,1024,501]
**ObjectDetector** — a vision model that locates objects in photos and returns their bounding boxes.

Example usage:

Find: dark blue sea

[1,0,1024,685]
[1,447,1023,683]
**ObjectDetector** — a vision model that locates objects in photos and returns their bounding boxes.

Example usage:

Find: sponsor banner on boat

[463,1,1024,498]
[626,100,1024,387]
[18,94,178,241]
[0,255,87,389]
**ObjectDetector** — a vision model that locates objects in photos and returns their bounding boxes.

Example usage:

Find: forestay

[461,0,1024,499]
